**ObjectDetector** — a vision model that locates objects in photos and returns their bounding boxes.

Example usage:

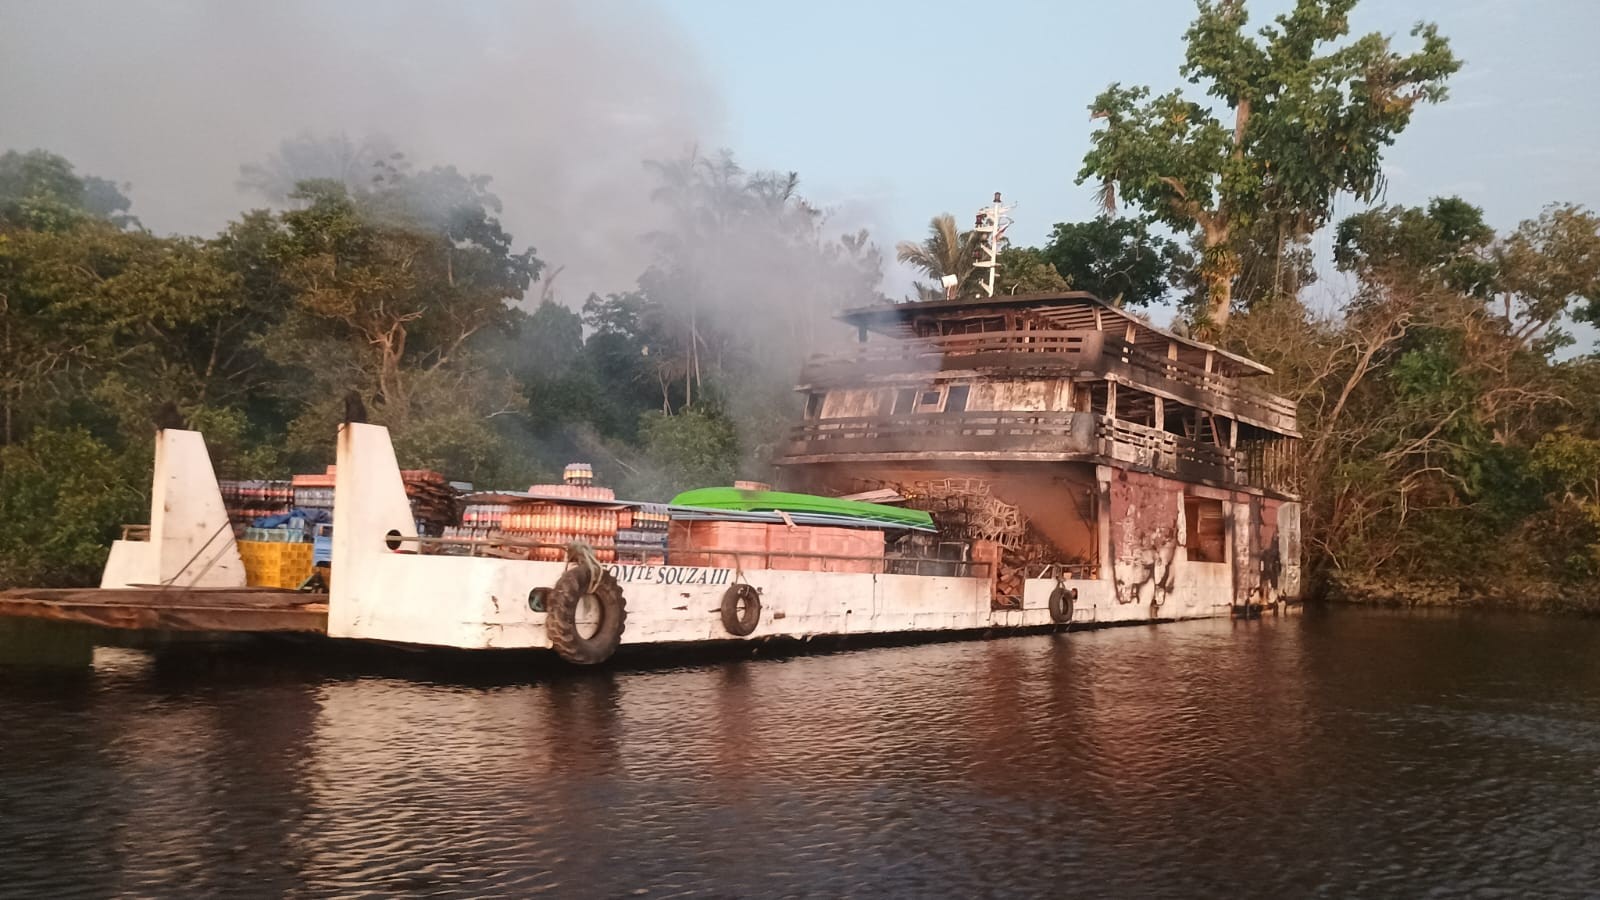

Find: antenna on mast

[971,191,1012,298]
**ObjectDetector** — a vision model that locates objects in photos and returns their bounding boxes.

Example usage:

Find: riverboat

[0,290,1300,666]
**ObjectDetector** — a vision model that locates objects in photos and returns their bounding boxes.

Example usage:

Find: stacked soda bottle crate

[458,502,510,529]
[500,502,618,562]
[291,467,336,512]
[490,464,616,562]
[617,504,669,563]
[219,480,293,532]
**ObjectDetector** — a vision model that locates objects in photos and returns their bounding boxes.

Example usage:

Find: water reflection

[3,611,1600,896]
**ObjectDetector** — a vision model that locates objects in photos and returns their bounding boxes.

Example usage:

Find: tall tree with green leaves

[993,246,1070,295]
[1078,0,1458,328]
[1041,216,1190,307]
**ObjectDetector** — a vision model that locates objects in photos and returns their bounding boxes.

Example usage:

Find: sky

[2,0,1597,314]
[659,0,1600,308]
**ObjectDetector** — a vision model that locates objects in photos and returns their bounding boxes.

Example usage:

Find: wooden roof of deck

[836,291,1273,378]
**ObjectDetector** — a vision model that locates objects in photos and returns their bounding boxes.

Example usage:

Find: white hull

[328,424,1243,652]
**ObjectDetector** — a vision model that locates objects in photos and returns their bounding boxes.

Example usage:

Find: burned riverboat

[0,292,1299,666]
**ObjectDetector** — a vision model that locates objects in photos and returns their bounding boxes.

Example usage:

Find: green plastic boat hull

[669,487,934,530]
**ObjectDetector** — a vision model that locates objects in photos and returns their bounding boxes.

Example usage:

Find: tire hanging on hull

[721,583,761,637]
[545,567,628,664]
[1048,585,1077,625]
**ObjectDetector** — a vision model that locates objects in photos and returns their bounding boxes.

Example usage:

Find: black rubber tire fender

[545,567,627,664]
[721,583,761,637]
[1048,585,1077,624]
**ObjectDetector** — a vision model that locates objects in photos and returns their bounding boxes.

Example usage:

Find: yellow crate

[238,540,314,589]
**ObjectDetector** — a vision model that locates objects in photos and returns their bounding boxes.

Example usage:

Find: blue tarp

[252,508,332,528]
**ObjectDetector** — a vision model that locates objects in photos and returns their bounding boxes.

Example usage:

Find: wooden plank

[0,596,327,634]
[1,587,316,609]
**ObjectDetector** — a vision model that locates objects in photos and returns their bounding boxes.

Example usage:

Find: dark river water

[4,608,1600,898]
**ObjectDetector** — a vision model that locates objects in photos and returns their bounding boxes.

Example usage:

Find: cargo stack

[219,480,293,534]
[501,502,618,562]
[237,539,314,588]
[400,470,460,536]
[669,521,885,573]
[616,504,669,563]
[494,463,621,562]
[459,501,509,530]
[291,467,336,514]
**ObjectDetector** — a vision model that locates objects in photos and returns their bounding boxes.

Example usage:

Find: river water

[3,608,1599,898]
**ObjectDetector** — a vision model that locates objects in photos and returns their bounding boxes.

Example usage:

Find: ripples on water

[3,609,1600,898]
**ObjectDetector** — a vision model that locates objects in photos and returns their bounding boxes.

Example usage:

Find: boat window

[1185,496,1226,562]
[916,390,944,412]
[945,385,970,413]
[892,388,917,415]
[939,316,1005,336]
[805,392,824,420]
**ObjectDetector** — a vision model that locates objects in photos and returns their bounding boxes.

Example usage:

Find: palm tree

[896,213,983,300]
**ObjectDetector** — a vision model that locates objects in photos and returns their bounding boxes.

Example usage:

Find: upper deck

[812,292,1296,435]
[778,292,1300,497]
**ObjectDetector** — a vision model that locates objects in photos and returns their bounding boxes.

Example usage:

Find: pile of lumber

[401,469,459,533]
[896,477,1027,549]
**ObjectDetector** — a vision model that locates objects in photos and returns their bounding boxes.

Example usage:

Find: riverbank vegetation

[3,0,1598,611]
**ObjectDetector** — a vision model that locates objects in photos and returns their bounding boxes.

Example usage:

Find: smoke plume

[0,0,722,300]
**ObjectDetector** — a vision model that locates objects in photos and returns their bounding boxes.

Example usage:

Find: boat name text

[604,564,734,586]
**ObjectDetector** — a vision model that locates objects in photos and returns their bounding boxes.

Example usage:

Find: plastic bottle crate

[238,540,314,589]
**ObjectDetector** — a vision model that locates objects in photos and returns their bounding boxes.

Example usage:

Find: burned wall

[1105,469,1182,615]
[1227,494,1301,606]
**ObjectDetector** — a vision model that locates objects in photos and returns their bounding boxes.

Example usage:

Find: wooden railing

[781,411,1298,495]
[799,329,1298,434]
[1100,338,1299,428]
[1096,418,1238,485]
[1235,437,1302,494]
[783,411,1095,458]
[801,330,1098,382]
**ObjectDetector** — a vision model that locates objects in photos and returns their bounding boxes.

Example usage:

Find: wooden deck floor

[0,587,328,634]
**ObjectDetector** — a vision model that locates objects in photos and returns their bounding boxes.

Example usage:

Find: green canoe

[669,487,934,530]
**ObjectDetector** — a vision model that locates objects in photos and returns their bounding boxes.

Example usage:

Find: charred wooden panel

[781,411,1099,462]
[1107,470,1182,615]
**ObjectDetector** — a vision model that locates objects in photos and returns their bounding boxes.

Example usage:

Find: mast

[971,192,1012,298]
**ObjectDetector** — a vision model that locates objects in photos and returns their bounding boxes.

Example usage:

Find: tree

[238,132,400,204]
[0,218,239,445]
[272,169,541,418]
[1223,196,1595,604]
[896,213,982,300]
[0,149,134,230]
[627,405,741,500]
[993,247,1070,295]
[0,427,143,588]
[1041,216,1190,306]
[638,147,884,444]
[1079,0,1458,328]
[1501,204,1600,347]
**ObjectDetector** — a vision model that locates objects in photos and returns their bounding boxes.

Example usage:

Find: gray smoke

[0,0,722,300]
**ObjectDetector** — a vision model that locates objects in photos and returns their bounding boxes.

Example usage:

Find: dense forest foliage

[4,0,1600,611]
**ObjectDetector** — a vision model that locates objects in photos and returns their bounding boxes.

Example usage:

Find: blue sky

[661,0,1600,305]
